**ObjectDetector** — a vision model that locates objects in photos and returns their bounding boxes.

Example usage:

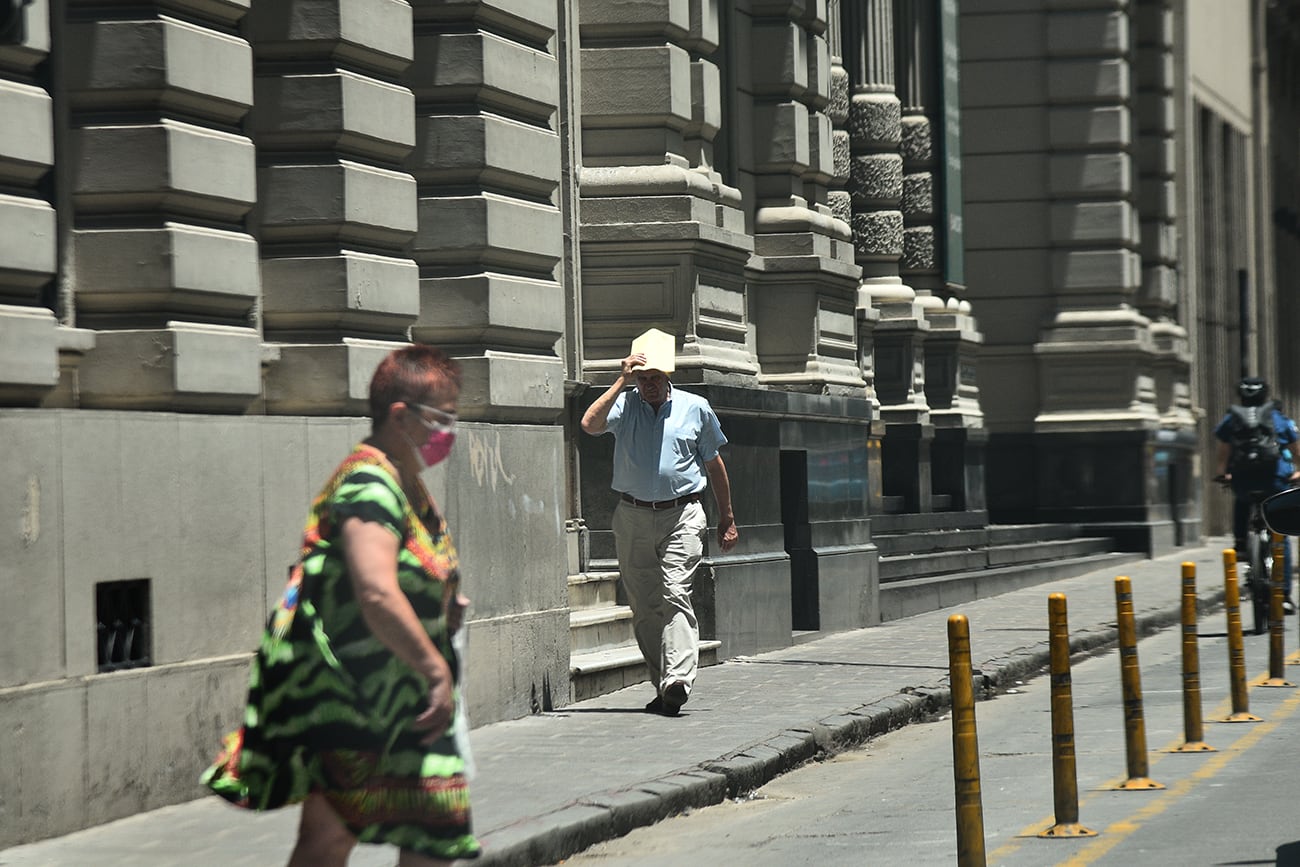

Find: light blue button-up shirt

[603,385,728,502]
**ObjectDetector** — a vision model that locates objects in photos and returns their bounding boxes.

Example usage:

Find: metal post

[948,614,987,867]
[1038,594,1097,838]
[1219,549,1262,722]
[1170,562,1215,752]
[1111,577,1163,789]
[1261,533,1295,687]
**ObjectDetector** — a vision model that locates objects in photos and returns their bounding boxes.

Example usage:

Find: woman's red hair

[369,345,462,428]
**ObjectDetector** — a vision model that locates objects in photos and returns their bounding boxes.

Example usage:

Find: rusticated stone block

[902,226,937,272]
[577,0,691,40]
[79,323,262,410]
[73,225,259,319]
[688,58,722,140]
[901,172,934,219]
[959,12,1044,61]
[257,161,418,246]
[827,65,849,124]
[961,106,1048,153]
[1138,219,1177,264]
[580,45,690,128]
[958,59,1047,108]
[848,94,901,147]
[456,351,566,414]
[963,153,1048,201]
[412,113,560,198]
[1047,9,1128,57]
[1048,58,1128,103]
[1049,249,1141,292]
[246,0,413,77]
[1049,200,1136,246]
[1047,105,1131,149]
[1135,91,1174,135]
[966,201,1048,248]
[261,251,419,334]
[74,122,256,222]
[1048,152,1131,197]
[252,72,415,163]
[1138,178,1176,220]
[899,115,932,165]
[804,32,829,106]
[1141,264,1177,307]
[263,338,408,414]
[413,31,558,124]
[410,0,558,46]
[412,273,563,350]
[66,18,252,124]
[0,304,58,402]
[828,190,851,225]
[831,129,851,183]
[750,20,807,97]
[416,193,562,274]
[0,80,52,185]
[852,211,903,257]
[0,193,56,294]
[805,110,832,179]
[753,101,809,171]
[849,153,902,204]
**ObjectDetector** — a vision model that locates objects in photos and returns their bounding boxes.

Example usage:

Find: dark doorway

[781,450,819,631]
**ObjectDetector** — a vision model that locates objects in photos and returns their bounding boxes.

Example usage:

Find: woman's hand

[448,593,470,634]
[413,663,455,744]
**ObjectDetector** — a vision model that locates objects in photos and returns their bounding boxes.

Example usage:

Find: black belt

[620,492,702,510]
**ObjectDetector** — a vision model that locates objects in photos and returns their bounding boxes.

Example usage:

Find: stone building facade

[1,0,1297,846]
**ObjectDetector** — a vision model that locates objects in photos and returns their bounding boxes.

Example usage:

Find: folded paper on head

[630,328,676,374]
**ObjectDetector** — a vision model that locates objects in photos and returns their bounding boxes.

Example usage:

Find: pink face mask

[408,403,457,467]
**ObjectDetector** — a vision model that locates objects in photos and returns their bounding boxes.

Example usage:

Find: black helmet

[1238,376,1269,406]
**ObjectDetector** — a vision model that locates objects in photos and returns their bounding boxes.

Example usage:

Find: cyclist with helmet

[1215,376,1300,613]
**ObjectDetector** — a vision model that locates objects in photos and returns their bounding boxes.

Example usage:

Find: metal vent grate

[95,579,152,673]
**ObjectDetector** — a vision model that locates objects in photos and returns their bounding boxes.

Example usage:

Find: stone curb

[474,590,1225,867]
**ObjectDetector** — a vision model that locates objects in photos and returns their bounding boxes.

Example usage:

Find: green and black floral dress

[202,443,479,861]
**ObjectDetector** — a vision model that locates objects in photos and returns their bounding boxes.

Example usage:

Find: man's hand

[621,353,646,378]
[717,515,738,552]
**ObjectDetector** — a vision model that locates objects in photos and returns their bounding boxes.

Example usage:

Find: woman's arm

[341,516,454,742]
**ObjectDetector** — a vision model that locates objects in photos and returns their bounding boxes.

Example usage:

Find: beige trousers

[612,499,708,697]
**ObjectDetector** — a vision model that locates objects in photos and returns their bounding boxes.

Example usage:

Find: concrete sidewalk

[0,541,1238,867]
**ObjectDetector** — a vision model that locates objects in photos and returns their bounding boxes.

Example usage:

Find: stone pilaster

[64,0,262,411]
[846,0,931,512]
[577,0,755,384]
[1135,0,1192,430]
[896,0,942,297]
[407,0,565,422]
[0,0,58,405]
[248,0,418,414]
[747,1,863,395]
[1034,0,1158,433]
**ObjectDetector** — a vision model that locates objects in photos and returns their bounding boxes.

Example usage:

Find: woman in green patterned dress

[203,345,480,865]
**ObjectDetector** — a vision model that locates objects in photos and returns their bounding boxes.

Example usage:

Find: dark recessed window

[95,579,152,673]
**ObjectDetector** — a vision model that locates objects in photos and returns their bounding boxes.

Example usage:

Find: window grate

[95,579,152,673]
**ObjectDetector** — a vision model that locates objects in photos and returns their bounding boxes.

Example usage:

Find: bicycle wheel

[1248,527,1272,636]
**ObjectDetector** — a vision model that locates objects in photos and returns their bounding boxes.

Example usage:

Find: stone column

[0,0,60,405]
[247,0,419,414]
[407,0,565,422]
[746,1,863,395]
[847,0,931,513]
[577,0,755,383]
[64,0,262,411]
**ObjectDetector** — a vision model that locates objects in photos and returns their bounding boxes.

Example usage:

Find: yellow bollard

[1261,533,1295,688]
[1038,594,1097,838]
[1110,577,1163,789]
[1169,562,1215,752]
[948,615,987,867]
[1218,550,1262,722]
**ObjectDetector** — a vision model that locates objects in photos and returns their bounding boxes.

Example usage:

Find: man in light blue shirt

[581,345,738,716]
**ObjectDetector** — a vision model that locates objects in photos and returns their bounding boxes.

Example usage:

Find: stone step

[879,537,1113,583]
[569,640,722,704]
[878,551,1145,622]
[569,604,635,653]
[568,570,620,611]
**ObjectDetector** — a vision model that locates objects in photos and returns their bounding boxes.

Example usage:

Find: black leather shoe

[644,696,680,716]
[663,682,689,712]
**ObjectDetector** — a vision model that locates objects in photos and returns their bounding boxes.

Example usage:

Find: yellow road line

[985,669,1285,864]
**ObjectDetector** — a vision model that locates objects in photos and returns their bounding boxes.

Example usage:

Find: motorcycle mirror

[1263,488,1300,536]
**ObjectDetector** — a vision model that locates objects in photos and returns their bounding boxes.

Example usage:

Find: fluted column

[248,0,419,414]
[847,0,930,512]
[64,0,262,411]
